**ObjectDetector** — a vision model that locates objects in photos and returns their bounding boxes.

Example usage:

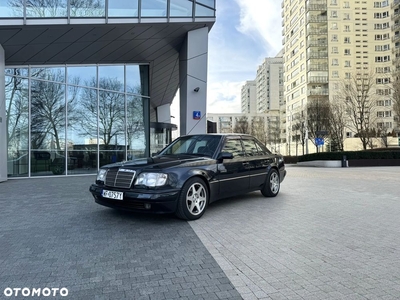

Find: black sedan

[89,134,286,220]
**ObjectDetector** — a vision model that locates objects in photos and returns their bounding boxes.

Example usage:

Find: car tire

[261,168,280,197]
[52,164,65,175]
[175,177,209,221]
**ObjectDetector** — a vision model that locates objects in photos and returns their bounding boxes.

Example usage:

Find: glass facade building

[0,0,215,180]
[0,0,215,19]
[6,64,149,177]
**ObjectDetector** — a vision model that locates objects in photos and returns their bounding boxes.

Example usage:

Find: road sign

[193,111,201,120]
[315,137,324,146]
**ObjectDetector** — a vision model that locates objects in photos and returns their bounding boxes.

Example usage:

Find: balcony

[306,4,327,12]
[392,12,400,21]
[306,16,327,23]
[307,40,327,47]
[306,28,328,36]
[392,0,400,9]
[308,88,329,95]
[393,34,400,43]
[308,76,329,84]
[392,23,400,31]
[307,51,328,58]
[308,65,328,71]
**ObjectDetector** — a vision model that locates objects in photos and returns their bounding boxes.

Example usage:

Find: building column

[0,45,6,182]
[179,27,208,136]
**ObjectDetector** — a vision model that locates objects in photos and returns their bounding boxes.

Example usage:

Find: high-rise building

[282,0,396,154]
[241,80,257,114]
[255,55,284,114]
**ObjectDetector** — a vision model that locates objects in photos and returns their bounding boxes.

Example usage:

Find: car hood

[102,155,212,171]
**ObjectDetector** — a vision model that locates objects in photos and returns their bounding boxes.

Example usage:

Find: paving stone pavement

[190,166,400,300]
[0,176,241,300]
[1,166,400,300]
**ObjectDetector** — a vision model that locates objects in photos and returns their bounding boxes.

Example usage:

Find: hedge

[297,149,400,162]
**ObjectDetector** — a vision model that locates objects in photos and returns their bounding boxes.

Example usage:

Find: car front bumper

[89,184,180,214]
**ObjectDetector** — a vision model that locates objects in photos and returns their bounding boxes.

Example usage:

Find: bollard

[342,155,347,167]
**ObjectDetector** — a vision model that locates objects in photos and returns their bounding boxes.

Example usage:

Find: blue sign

[193,111,201,120]
[315,137,324,146]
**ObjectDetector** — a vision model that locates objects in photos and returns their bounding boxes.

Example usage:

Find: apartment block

[282,0,397,154]
[241,80,257,113]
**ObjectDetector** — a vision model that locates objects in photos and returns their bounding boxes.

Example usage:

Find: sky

[171,0,282,118]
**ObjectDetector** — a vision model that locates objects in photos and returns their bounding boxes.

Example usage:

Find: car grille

[104,169,136,188]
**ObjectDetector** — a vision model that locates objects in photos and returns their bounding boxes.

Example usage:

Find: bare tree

[8,0,103,17]
[77,77,125,147]
[266,116,281,153]
[328,101,346,151]
[5,71,29,158]
[233,116,250,134]
[251,116,267,145]
[307,98,331,152]
[391,57,400,130]
[30,69,70,151]
[292,113,307,155]
[338,72,379,150]
[377,125,390,148]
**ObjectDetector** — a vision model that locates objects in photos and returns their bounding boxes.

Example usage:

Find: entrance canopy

[0,21,214,109]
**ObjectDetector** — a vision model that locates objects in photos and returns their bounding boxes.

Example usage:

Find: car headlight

[97,169,107,181]
[135,173,168,187]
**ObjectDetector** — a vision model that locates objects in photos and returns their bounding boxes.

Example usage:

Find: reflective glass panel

[26,0,68,18]
[30,80,66,176]
[67,86,98,174]
[98,89,125,166]
[6,76,29,177]
[0,0,23,17]
[108,0,138,17]
[99,65,124,92]
[31,67,66,83]
[141,0,167,17]
[195,3,215,17]
[127,95,145,159]
[70,0,105,17]
[5,68,28,77]
[126,65,141,94]
[170,0,193,17]
[67,65,97,88]
[196,0,214,9]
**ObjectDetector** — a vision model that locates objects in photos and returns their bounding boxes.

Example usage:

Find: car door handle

[242,162,250,167]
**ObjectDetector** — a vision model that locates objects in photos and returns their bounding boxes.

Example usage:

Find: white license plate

[102,190,123,200]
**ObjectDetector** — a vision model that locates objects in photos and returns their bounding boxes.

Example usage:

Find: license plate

[102,190,123,200]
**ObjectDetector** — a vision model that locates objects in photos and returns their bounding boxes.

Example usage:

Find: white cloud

[207,81,243,113]
[234,0,283,57]
[172,1,282,133]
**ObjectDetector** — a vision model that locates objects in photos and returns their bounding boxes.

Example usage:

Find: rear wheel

[175,178,208,220]
[261,169,280,197]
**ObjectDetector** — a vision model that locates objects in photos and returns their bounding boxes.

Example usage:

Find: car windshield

[159,135,221,157]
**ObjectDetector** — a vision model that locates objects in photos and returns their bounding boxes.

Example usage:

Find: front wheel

[175,178,208,220]
[261,169,280,197]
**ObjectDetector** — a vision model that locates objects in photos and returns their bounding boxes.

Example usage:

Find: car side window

[222,139,245,157]
[242,139,259,156]
[254,139,271,155]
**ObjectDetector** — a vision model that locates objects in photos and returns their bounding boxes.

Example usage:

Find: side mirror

[217,152,234,161]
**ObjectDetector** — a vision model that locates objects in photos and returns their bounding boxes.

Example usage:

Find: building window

[344,49,351,55]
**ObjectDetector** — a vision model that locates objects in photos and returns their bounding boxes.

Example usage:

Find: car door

[242,136,274,190]
[216,137,250,198]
